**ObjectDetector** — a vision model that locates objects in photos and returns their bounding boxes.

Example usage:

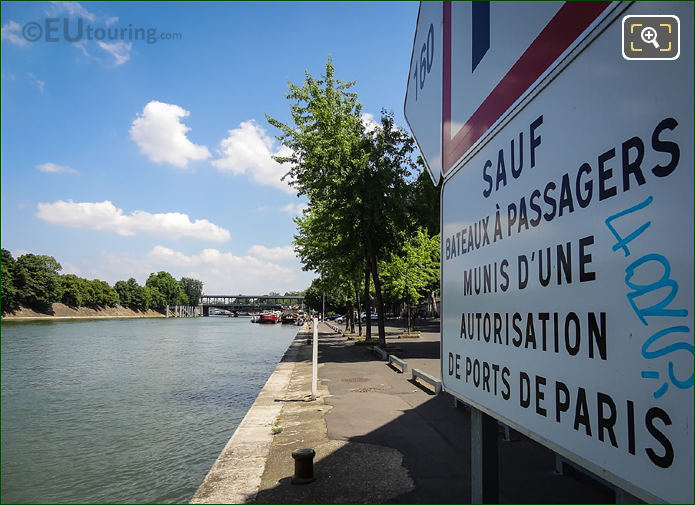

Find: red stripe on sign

[442,1,611,175]
[442,1,453,174]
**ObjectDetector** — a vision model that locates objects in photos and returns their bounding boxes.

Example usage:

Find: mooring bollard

[291,448,316,484]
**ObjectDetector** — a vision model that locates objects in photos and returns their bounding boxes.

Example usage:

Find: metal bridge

[199,294,305,315]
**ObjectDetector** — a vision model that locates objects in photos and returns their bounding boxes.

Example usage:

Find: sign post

[406,1,693,503]
[470,409,498,504]
[312,317,318,399]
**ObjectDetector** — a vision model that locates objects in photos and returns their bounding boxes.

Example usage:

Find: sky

[1,1,420,295]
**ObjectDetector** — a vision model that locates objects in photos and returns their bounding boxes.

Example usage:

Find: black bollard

[291,448,316,484]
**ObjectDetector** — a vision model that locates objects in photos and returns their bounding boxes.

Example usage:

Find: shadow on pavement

[257,328,616,504]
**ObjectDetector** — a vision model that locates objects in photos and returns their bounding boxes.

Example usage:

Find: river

[1,317,299,504]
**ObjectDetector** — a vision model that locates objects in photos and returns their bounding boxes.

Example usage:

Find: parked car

[335,316,345,323]
[360,311,378,321]
[325,314,342,321]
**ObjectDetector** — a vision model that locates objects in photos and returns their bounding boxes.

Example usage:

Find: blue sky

[1,1,420,294]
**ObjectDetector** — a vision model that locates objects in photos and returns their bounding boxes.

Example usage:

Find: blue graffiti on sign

[605,196,693,398]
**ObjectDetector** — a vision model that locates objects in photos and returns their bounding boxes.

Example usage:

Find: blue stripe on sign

[472,2,490,72]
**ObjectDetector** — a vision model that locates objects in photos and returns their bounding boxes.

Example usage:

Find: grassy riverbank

[1,303,164,322]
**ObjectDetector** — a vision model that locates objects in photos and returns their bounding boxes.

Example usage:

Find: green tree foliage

[15,253,62,312]
[114,280,132,308]
[361,112,418,340]
[380,229,440,332]
[145,271,187,309]
[179,277,203,306]
[409,160,441,235]
[268,59,418,345]
[1,248,20,314]
[86,279,119,307]
[1,247,192,315]
[128,278,151,311]
[145,286,167,311]
[60,274,87,307]
[303,278,343,313]
[114,278,151,311]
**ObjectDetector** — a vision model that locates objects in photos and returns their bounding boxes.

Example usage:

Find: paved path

[248,321,616,503]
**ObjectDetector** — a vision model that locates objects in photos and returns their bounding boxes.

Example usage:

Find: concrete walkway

[194,320,617,503]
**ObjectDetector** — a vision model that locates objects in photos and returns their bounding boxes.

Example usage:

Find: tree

[303,278,343,314]
[380,229,439,333]
[146,271,188,308]
[1,248,20,314]
[15,253,62,312]
[145,285,166,312]
[409,161,441,235]
[83,279,118,307]
[2,249,208,315]
[269,59,418,346]
[360,111,417,342]
[115,277,151,311]
[114,280,132,308]
[60,274,86,307]
[128,278,150,311]
[179,277,203,306]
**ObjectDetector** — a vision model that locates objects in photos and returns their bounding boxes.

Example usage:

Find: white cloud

[362,112,380,133]
[130,101,211,167]
[60,261,81,276]
[36,162,77,174]
[97,41,131,65]
[212,120,294,194]
[248,245,296,262]
[1,21,26,47]
[147,246,311,293]
[82,251,153,285]
[28,73,45,93]
[54,246,314,294]
[74,39,90,56]
[1,21,25,46]
[281,202,308,216]
[47,1,96,21]
[36,200,230,242]
[105,16,119,26]
[362,112,402,135]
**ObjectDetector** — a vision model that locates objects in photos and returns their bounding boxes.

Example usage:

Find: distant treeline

[1,248,203,315]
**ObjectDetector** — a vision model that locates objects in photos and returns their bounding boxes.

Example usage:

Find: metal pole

[471,408,499,503]
[311,317,318,399]
[322,292,325,322]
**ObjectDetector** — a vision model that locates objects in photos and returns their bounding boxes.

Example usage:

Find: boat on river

[280,306,305,324]
[257,312,280,324]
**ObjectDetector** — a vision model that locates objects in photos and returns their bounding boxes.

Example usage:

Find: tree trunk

[355,288,362,336]
[350,299,355,333]
[407,300,412,333]
[346,299,353,332]
[429,290,438,317]
[364,265,371,340]
[369,252,386,347]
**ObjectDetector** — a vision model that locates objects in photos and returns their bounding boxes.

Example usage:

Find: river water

[1,317,299,504]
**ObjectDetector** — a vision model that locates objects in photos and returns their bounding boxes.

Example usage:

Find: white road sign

[440,1,693,503]
[404,2,443,185]
[406,1,623,183]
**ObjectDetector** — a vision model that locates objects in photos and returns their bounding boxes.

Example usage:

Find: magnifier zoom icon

[640,26,660,48]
